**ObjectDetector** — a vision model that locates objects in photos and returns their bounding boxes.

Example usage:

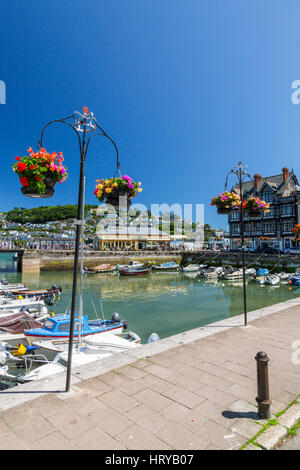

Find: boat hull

[119,268,151,276]
[25,323,123,344]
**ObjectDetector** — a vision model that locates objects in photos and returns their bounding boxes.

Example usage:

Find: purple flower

[122,175,132,182]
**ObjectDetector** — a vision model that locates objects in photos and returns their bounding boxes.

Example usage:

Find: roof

[96,225,171,241]
[232,171,299,197]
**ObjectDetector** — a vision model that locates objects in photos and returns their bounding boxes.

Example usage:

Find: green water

[2,253,300,343]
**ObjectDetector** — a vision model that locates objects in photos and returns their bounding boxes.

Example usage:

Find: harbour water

[1,254,300,343]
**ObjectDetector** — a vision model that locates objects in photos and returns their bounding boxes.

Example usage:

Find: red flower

[36,177,42,181]
[15,156,21,160]
[17,162,27,172]
[20,176,29,186]
[30,165,35,170]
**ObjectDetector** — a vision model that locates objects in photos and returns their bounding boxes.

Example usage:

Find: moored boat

[84,264,116,274]
[11,285,62,299]
[179,264,205,273]
[288,275,300,286]
[119,266,151,276]
[152,262,179,271]
[116,261,144,271]
[24,312,127,344]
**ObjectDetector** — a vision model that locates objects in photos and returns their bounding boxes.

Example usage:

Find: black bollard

[255,351,272,419]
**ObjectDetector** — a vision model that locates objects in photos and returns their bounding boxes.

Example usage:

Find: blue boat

[152,262,179,271]
[24,313,126,344]
[256,268,269,277]
[288,275,300,286]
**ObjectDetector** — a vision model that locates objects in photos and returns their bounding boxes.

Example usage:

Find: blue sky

[1,0,300,229]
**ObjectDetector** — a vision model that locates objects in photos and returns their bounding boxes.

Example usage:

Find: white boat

[265,274,280,286]
[0,282,26,292]
[255,274,280,286]
[179,264,205,273]
[116,261,144,271]
[219,266,243,280]
[279,272,289,280]
[0,297,46,315]
[245,268,256,276]
[22,332,141,382]
[204,267,224,278]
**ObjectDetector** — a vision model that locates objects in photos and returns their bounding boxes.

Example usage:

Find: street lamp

[225,162,250,326]
[38,107,119,392]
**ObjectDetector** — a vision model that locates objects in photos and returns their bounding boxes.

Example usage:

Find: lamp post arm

[85,129,120,173]
[38,117,82,155]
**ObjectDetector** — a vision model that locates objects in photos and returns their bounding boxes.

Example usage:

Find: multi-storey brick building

[229,167,300,251]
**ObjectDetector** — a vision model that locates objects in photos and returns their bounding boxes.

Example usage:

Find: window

[262,191,273,203]
[282,220,294,233]
[264,221,275,234]
[281,204,293,216]
[231,224,240,234]
[43,320,55,330]
[230,210,240,220]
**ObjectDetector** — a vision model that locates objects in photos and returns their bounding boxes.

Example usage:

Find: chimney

[254,174,262,189]
[282,167,289,184]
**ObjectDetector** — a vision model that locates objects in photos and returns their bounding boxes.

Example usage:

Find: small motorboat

[84,264,116,274]
[24,312,127,344]
[265,274,280,286]
[0,308,50,346]
[245,268,256,276]
[218,265,243,280]
[119,266,151,276]
[11,285,62,300]
[152,262,179,271]
[288,275,300,286]
[202,266,224,278]
[179,264,205,273]
[116,261,144,271]
[279,272,290,280]
[0,296,47,315]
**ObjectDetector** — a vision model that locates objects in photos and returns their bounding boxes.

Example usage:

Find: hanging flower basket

[242,197,270,218]
[292,223,300,235]
[94,175,142,208]
[211,192,241,214]
[12,147,68,198]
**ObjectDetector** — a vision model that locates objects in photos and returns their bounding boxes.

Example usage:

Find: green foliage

[6,204,97,224]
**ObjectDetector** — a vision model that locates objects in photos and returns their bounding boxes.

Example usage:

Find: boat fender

[13,344,27,356]
[26,345,40,353]
[111,312,121,324]
[147,333,160,344]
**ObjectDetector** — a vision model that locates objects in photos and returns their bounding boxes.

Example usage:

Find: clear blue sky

[1,0,300,229]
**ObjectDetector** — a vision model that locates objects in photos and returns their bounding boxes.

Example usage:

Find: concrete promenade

[0,298,299,450]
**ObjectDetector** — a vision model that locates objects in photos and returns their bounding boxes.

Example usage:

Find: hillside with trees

[6,205,97,224]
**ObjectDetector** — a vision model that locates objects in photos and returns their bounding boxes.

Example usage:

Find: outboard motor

[46,299,55,306]
[122,320,128,330]
[147,333,160,344]
[111,312,121,324]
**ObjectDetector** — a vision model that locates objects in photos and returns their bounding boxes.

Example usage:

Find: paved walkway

[0,302,299,450]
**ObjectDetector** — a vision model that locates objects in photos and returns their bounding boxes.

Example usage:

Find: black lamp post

[225,162,256,327]
[38,107,119,392]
